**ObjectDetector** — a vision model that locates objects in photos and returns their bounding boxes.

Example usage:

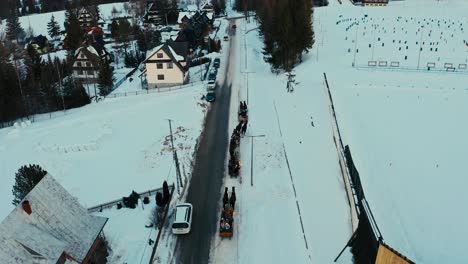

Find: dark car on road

[213,58,220,68]
[206,91,216,102]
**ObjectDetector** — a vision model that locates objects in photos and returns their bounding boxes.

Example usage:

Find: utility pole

[246,134,265,186]
[167,119,182,195]
[241,71,254,104]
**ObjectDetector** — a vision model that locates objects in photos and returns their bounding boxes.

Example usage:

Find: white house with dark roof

[144,43,189,89]
[0,174,108,264]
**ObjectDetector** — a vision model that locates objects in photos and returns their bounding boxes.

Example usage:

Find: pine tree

[6,12,24,42]
[47,15,61,40]
[63,77,90,109]
[65,10,82,50]
[98,60,114,96]
[110,20,119,39]
[12,164,47,205]
[257,0,314,72]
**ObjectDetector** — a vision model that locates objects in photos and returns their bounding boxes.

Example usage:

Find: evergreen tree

[98,60,114,96]
[65,10,82,50]
[12,164,47,205]
[257,0,314,72]
[47,15,61,40]
[110,20,119,39]
[116,19,131,54]
[212,0,226,15]
[63,77,90,108]
[6,12,24,42]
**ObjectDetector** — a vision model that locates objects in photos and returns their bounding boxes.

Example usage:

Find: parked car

[208,72,216,81]
[232,24,237,29]
[172,203,193,234]
[206,91,216,102]
[207,79,216,90]
[223,35,229,41]
[209,67,218,76]
[213,58,220,68]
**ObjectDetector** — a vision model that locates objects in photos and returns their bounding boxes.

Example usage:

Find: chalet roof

[145,43,186,72]
[78,6,99,20]
[0,174,108,264]
[74,43,109,68]
[177,11,196,24]
[167,41,189,60]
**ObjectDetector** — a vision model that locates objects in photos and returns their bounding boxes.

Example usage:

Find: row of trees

[257,0,315,72]
[211,0,226,16]
[234,0,315,73]
[0,39,90,123]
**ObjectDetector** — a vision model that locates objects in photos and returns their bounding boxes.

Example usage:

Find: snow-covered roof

[0,174,108,263]
[177,11,195,23]
[145,43,184,62]
[168,46,184,62]
[145,44,164,59]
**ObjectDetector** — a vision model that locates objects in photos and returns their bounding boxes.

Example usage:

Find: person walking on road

[223,187,229,207]
[229,187,236,210]
[241,120,248,136]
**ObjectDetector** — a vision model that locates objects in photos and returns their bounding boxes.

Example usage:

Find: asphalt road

[176,24,236,264]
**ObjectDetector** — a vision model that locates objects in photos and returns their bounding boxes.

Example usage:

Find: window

[87,70,94,75]
[158,74,164,80]
[186,207,191,222]
[157,63,163,69]
[77,62,82,67]
[78,70,84,75]
[157,53,163,58]
[167,62,173,69]
[86,62,91,67]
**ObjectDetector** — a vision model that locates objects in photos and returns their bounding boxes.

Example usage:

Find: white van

[172,203,193,234]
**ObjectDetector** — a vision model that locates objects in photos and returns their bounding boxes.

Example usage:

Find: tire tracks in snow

[273,101,312,263]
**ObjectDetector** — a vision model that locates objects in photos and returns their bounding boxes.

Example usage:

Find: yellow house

[144,44,189,89]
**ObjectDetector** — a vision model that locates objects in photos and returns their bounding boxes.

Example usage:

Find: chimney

[22,200,32,215]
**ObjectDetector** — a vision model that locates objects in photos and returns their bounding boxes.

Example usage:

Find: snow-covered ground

[210,0,468,263]
[0,2,129,40]
[210,14,351,264]
[94,197,158,264]
[0,85,207,223]
[321,0,468,263]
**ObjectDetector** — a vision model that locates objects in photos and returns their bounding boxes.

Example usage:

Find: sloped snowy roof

[177,11,195,23]
[0,174,108,264]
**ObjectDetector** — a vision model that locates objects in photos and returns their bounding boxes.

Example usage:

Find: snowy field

[322,0,468,263]
[210,0,468,263]
[94,198,158,264]
[0,85,207,222]
[0,2,129,39]
[328,0,468,72]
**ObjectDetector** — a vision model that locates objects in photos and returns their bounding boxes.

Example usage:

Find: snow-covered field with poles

[210,0,468,263]
[0,83,208,262]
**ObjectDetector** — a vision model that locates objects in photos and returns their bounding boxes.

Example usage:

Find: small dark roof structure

[167,40,189,60]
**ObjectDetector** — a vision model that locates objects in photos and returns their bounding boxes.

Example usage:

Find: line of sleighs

[205,57,221,102]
